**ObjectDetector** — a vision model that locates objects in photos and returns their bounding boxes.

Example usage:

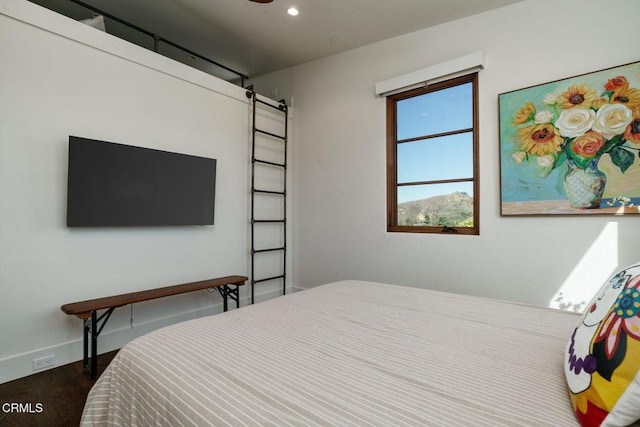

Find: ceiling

[31,0,521,83]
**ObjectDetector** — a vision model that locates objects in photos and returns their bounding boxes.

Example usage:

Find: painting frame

[498,60,640,216]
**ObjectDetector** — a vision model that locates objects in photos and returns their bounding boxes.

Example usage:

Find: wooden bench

[61,275,248,378]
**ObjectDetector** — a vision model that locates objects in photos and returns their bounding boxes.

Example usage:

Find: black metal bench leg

[83,318,90,374]
[84,308,116,379]
[217,285,241,312]
[91,311,98,379]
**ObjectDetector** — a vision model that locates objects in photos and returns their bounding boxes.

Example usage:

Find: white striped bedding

[81,280,580,426]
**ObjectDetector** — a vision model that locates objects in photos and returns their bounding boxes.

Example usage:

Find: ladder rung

[252,247,285,254]
[254,158,285,168]
[253,274,286,284]
[253,219,285,224]
[253,189,285,196]
[256,98,287,112]
[256,128,286,141]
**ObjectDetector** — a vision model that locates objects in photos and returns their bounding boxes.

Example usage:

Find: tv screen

[67,136,216,227]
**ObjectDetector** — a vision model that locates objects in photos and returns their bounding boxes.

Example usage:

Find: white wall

[0,1,290,383]
[253,0,640,310]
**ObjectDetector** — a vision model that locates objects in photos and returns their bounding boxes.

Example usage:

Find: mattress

[81,280,581,426]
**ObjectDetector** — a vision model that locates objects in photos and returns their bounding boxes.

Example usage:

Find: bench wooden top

[61,275,248,319]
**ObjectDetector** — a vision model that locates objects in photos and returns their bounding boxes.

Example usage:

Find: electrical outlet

[33,355,55,371]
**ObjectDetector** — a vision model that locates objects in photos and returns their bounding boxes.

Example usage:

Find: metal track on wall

[246,91,288,304]
[46,0,249,85]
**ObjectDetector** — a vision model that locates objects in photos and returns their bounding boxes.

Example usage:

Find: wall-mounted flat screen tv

[67,136,216,227]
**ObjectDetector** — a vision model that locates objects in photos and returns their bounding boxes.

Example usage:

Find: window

[386,73,479,235]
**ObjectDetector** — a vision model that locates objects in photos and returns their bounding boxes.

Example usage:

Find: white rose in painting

[512,151,526,164]
[535,153,555,177]
[592,103,633,140]
[555,108,596,138]
[534,110,554,124]
[543,93,559,105]
[536,154,555,167]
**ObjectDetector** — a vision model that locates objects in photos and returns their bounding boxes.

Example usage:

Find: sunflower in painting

[557,84,598,110]
[515,123,563,156]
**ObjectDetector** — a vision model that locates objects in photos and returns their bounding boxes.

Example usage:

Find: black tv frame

[66,136,216,227]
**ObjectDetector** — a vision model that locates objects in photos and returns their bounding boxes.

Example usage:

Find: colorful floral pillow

[565,262,640,426]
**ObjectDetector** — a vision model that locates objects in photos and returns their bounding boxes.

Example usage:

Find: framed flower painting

[499,61,640,216]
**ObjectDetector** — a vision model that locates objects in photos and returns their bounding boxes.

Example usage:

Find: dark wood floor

[0,351,118,427]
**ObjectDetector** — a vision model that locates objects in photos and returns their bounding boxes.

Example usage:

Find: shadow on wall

[549,222,619,313]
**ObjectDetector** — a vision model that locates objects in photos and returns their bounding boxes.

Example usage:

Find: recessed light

[287,7,299,16]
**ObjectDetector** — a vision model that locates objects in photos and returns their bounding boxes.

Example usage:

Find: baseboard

[0,287,286,384]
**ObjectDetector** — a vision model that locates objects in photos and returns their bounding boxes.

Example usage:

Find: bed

[80,280,581,426]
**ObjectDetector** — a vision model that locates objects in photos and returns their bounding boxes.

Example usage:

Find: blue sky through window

[396,82,473,203]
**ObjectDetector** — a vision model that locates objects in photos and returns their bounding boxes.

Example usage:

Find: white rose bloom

[592,103,633,140]
[555,108,595,138]
[536,154,555,167]
[536,154,555,178]
[544,93,559,105]
[512,151,526,164]
[534,110,554,124]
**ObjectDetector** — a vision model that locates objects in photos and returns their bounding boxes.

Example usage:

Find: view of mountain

[398,192,473,227]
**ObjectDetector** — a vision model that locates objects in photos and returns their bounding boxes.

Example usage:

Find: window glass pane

[397,132,473,183]
[397,182,474,227]
[397,82,472,140]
